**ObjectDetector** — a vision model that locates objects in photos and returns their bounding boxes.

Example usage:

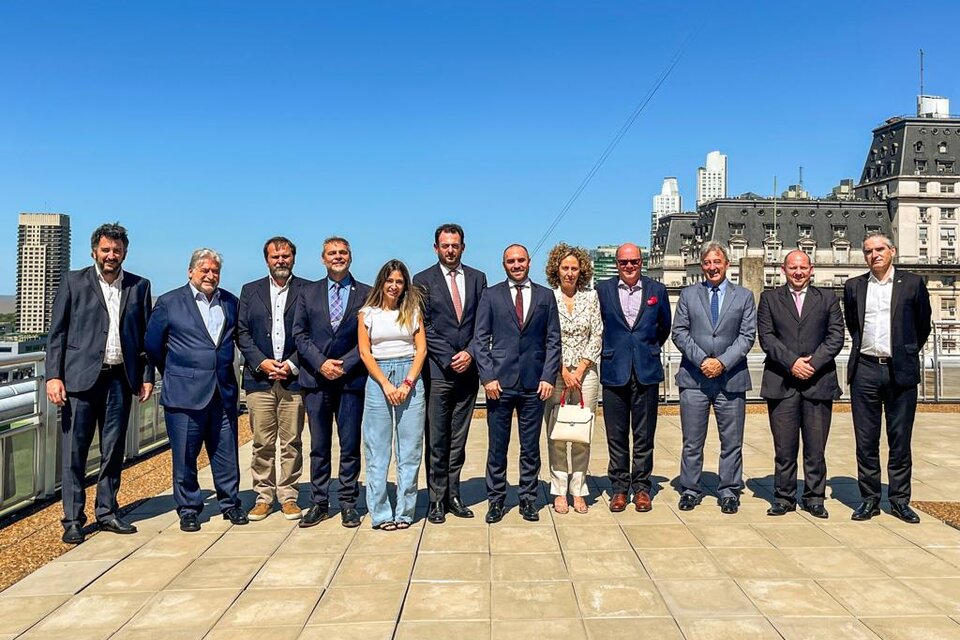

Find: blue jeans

[362,357,425,526]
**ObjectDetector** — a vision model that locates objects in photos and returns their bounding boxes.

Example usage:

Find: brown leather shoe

[609,493,628,512]
[633,491,652,512]
[248,502,272,521]
[280,501,302,520]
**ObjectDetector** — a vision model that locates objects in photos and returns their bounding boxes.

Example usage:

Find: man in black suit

[758,250,844,519]
[293,236,371,528]
[46,223,154,544]
[413,224,487,524]
[844,231,931,523]
[238,236,308,522]
[473,244,561,523]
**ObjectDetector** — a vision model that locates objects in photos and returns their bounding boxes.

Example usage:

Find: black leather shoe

[718,496,740,514]
[485,501,504,524]
[766,503,796,516]
[851,499,881,521]
[428,501,446,524]
[98,516,137,534]
[179,512,201,532]
[62,523,85,544]
[299,503,330,528]
[519,498,540,522]
[678,494,699,511]
[223,506,249,525]
[341,507,361,528]
[447,497,475,518]
[890,502,921,524]
[804,503,829,519]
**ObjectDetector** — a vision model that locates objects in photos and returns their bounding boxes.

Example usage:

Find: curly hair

[544,243,593,290]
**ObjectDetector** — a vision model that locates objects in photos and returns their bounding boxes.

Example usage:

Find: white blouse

[361,306,420,359]
[553,288,603,368]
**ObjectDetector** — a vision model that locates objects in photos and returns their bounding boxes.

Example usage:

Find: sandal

[395,521,410,530]
[553,496,569,514]
[374,521,397,531]
[573,497,588,514]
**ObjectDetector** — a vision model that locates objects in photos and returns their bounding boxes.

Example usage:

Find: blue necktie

[710,286,720,328]
[330,282,344,330]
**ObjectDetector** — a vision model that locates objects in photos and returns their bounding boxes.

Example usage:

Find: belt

[101,363,124,372]
[859,353,892,365]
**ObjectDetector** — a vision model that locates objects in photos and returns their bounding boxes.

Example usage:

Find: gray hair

[863,230,895,251]
[322,236,351,252]
[700,241,730,263]
[189,248,223,270]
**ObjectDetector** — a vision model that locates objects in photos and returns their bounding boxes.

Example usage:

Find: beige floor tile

[274,528,356,555]
[881,522,960,548]
[491,619,586,639]
[621,524,703,549]
[124,589,240,630]
[816,523,912,548]
[165,556,264,590]
[491,581,579,619]
[0,594,70,635]
[818,578,942,616]
[708,547,807,579]
[865,547,960,578]
[129,532,222,559]
[412,553,490,582]
[656,579,759,617]
[636,548,725,579]
[565,550,648,580]
[419,526,488,553]
[605,505,683,525]
[206,628,300,640]
[688,524,773,548]
[930,548,960,569]
[676,616,784,640]
[769,616,880,640]
[490,527,561,554]
[551,503,619,525]
[583,617,683,640]
[250,553,340,588]
[737,578,848,616]
[861,616,960,640]
[2,560,116,597]
[331,553,414,586]
[85,557,193,593]
[781,547,886,578]
[306,584,407,625]
[401,582,490,621]
[558,525,633,551]
[491,553,568,581]
[112,629,208,640]
[54,533,147,563]
[395,621,490,640]
[203,529,291,557]
[299,622,396,640]
[751,522,843,548]
[348,528,422,554]
[900,578,960,614]
[215,587,322,627]
[17,630,113,640]
[574,579,670,618]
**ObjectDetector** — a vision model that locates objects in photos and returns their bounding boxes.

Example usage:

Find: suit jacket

[596,276,672,387]
[412,263,487,380]
[472,280,562,391]
[144,284,240,418]
[46,266,155,393]
[757,285,844,401]
[293,275,372,392]
[237,275,308,392]
[672,280,757,392]
[844,268,932,387]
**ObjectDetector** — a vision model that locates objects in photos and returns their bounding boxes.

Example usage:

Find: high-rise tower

[651,177,682,248]
[697,150,728,207]
[16,213,70,334]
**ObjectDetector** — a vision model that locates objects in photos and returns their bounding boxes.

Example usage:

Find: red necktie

[514,284,524,326]
[449,270,463,322]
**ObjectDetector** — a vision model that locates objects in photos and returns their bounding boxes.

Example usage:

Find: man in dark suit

[237,236,308,522]
[293,236,371,528]
[473,244,561,523]
[46,223,154,544]
[413,224,487,524]
[145,248,248,532]
[844,231,932,523]
[758,250,844,519]
[596,243,671,513]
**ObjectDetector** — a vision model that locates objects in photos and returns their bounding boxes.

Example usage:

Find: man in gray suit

[672,242,756,514]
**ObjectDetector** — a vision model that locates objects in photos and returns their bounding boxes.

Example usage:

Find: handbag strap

[560,388,585,409]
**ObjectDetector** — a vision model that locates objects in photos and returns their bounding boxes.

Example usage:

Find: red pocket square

[646,296,658,306]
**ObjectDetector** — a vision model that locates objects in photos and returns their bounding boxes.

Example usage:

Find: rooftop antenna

[920,48,925,99]
[772,175,778,250]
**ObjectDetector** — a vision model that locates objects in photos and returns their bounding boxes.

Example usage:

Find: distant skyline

[3,2,960,294]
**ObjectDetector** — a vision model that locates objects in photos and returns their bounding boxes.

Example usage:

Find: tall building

[588,245,619,289]
[696,150,728,207]
[16,213,70,334]
[651,177,681,247]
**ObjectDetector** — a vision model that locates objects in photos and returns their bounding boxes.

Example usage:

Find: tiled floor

[4,411,960,639]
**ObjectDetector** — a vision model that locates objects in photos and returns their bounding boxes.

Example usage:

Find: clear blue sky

[2,2,959,294]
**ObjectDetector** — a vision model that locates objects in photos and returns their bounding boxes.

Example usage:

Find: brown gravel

[914,502,960,530]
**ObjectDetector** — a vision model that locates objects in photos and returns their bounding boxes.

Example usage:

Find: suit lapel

[856,276,868,332]
[217,294,234,348]
[337,278,361,333]
[284,276,300,315]
[890,272,904,328]
[256,278,272,316]
[631,278,649,329]
[87,267,108,311]
[607,280,631,331]
[522,284,539,331]
[435,264,460,324]
[182,285,216,346]
[781,285,800,323]
[319,279,331,326]
[118,273,132,319]
[698,283,712,322]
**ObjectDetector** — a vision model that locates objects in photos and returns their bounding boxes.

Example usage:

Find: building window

[916,159,928,173]
[937,160,955,173]
[945,276,957,287]
[834,247,849,264]
[920,247,929,262]
[728,223,745,236]
[920,181,927,192]
[798,225,813,239]
[833,275,848,287]
[920,227,929,243]
[764,273,778,286]
[832,225,847,238]
[763,224,776,238]
[916,141,925,153]
[730,243,747,260]
[942,248,956,262]
[940,228,956,243]
[802,246,815,261]
[943,208,957,221]
[943,183,956,193]
[920,207,930,221]
[865,225,881,235]
[940,142,949,154]
[943,298,957,319]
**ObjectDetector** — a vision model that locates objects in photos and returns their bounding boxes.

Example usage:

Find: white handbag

[549,390,594,444]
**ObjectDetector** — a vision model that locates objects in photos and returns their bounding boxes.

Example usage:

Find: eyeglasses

[617,259,641,267]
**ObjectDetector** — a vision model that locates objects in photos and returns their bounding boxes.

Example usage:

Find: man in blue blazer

[473,244,562,523]
[596,243,672,513]
[672,242,756,514]
[237,236,309,522]
[293,236,371,528]
[413,224,487,524]
[46,223,154,544]
[145,248,248,532]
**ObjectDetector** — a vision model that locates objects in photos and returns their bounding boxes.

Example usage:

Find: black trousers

[851,358,918,504]
[61,366,132,528]
[485,388,545,503]
[303,387,364,508]
[767,394,832,506]
[601,375,659,495]
[425,372,478,503]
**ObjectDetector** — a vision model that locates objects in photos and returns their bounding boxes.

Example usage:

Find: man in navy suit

[237,236,308,522]
[46,223,154,544]
[293,236,371,528]
[413,224,487,524]
[473,244,561,523]
[145,248,248,532]
[596,243,671,513]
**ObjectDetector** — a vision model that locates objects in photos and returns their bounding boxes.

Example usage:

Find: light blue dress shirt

[190,283,225,343]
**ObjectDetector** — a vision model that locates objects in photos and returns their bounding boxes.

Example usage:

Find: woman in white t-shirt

[357,259,427,530]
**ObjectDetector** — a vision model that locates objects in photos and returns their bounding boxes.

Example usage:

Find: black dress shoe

[341,507,361,528]
[179,512,201,532]
[485,501,504,524]
[519,498,540,522]
[299,503,330,528]
[447,497,475,518]
[851,499,881,521]
[223,506,249,525]
[427,501,446,524]
[678,494,699,511]
[62,523,85,544]
[766,503,796,516]
[890,502,921,524]
[98,516,137,534]
[718,496,740,514]
[804,503,829,519]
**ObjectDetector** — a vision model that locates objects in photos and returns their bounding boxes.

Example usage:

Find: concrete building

[15,213,70,334]
[696,150,728,207]
[651,177,681,248]
[588,245,618,289]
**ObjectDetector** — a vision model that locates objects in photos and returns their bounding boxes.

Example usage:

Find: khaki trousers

[543,366,599,497]
[248,383,305,505]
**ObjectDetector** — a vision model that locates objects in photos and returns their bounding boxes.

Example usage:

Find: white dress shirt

[190,283,225,344]
[444,264,466,310]
[862,267,894,357]
[97,266,124,365]
[509,278,532,322]
[268,276,299,375]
